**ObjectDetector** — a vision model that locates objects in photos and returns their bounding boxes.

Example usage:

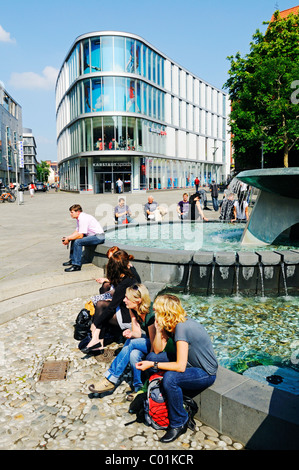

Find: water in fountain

[173,292,299,395]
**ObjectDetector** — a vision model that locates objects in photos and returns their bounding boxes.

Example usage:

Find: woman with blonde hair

[89,284,157,396]
[136,294,218,443]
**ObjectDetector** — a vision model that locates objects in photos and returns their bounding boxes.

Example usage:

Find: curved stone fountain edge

[91,221,299,450]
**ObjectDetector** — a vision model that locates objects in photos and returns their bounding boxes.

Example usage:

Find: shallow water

[106,222,299,252]
[175,292,299,393]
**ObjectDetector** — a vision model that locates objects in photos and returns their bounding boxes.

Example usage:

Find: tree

[37,161,50,182]
[224,10,299,169]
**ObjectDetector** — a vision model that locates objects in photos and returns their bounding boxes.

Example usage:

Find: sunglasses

[132,284,140,292]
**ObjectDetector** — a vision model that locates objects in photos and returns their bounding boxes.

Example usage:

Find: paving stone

[0,297,244,451]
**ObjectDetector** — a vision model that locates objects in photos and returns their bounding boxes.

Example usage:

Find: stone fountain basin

[91,221,299,449]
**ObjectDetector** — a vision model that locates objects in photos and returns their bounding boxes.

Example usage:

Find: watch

[153,361,159,371]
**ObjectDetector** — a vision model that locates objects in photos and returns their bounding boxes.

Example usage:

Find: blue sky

[0,0,295,161]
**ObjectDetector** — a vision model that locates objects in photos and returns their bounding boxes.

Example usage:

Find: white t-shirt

[234,201,248,220]
[77,212,104,236]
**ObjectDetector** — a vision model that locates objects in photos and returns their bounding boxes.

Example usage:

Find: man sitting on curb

[62,204,105,272]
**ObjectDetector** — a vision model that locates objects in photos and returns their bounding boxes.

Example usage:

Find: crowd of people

[61,180,250,271]
[74,245,218,443]
[60,178,251,442]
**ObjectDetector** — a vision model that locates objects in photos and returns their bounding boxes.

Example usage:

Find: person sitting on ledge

[136,294,218,443]
[88,284,155,396]
[82,250,141,356]
[62,204,105,272]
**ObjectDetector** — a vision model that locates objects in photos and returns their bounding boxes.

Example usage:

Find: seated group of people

[114,195,168,224]
[79,246,218,443]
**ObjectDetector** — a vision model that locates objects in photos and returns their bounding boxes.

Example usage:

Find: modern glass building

[56,31,231,193]
[0,83,23,186]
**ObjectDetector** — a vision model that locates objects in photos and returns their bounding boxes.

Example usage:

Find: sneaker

[88,377,115,394]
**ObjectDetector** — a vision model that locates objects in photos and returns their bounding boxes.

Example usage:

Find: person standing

[209,180,219,211]
[62,204,105,272]
[116,178,123,193]
[177,193,189,220]
[194,177,200,192]
[29,182,36,198]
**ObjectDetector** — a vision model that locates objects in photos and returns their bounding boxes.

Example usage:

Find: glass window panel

[126,79,136,112]
[148,49,152,81]
[161,59,164,87]
[93,116,103,150]
[103,116,115,150]
[101,36,113,71]
[83,40,90,74]
[142,45,147,78]
[136,81,141,113]
[84,118,92,151]
[91,38,101,72]
[142,82,147,115]
[102,77,114,111]
[114,116,126,150]
[157,56,161,86]
[137,118,143,151]
[79,42,84,75]
[152,52,156,83]
[92,78,102,111]
[114,36,125,72]
[126,38,135,73]
[115,77,126,112]
[135,41,141,75]
[153,88,157,118]
[84,79,91,112]
[77,82,83,115]
[127,117,136,150]
[148,86,152,116]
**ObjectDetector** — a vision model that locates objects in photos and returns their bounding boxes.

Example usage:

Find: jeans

[117,215,132,225]
[105,336,151,391]
[212,197,219,211]
[70,234,105,266]
[146,351,216,428]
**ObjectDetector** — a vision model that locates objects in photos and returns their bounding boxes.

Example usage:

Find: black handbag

[73,308,92,340]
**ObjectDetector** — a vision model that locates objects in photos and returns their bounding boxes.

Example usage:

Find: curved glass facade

[56,32,230,193]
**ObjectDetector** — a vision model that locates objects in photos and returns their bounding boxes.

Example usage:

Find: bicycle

[0,189,16,203]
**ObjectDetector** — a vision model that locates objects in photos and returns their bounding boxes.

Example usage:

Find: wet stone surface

[0,298,244,451]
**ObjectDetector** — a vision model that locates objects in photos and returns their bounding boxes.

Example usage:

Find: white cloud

[0,25,16,43]
[9,66,59,90]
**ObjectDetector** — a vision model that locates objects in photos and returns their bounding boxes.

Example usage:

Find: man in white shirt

[62,204,105,272]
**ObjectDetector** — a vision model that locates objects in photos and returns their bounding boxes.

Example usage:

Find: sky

[0,0,296,162]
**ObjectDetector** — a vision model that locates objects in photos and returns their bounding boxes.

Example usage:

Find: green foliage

[36,161,50,182]
[224,10,299,168]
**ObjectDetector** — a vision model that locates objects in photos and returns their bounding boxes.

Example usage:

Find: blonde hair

[153,294,187,333]
[125,284,151,316]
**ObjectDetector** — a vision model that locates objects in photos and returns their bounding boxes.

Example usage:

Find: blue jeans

[70,234,105,266]
[118,215,132,225]
[212,197,219,211]
[146,351,216,428]
[105,336,151,391]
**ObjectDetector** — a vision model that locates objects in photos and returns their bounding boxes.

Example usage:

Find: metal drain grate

[39,360,69,382]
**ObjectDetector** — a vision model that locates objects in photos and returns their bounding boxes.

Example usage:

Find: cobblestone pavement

[0,297,244,451]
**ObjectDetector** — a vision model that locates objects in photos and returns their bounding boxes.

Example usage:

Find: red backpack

[144,372,169,430]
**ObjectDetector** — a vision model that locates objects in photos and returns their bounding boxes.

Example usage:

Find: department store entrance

[93,162,132,193]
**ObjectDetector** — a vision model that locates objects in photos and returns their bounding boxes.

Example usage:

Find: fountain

[91,169,299,449]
